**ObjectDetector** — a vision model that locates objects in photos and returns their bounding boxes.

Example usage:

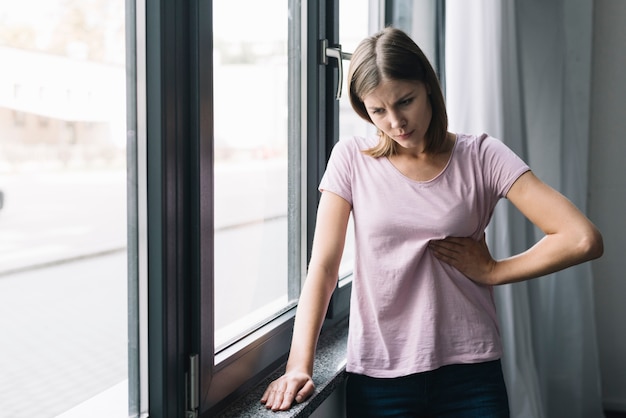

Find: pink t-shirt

[319,133,530,378]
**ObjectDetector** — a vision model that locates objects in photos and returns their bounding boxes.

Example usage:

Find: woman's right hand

[261,191,350,411]
[260,370,315,411]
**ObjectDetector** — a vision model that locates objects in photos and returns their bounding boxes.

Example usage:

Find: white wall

[589,0,626,412]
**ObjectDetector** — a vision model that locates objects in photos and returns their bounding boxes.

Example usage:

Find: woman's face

[362,79,432,153]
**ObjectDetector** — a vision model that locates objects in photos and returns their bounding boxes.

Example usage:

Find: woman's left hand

[428,234,497,285]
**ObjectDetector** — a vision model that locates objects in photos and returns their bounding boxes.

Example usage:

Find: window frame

[141,0,361,416]
[143,0,195,416]
[198,1,349,414]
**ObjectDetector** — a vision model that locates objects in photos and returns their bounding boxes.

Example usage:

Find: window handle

[321,39,353,100]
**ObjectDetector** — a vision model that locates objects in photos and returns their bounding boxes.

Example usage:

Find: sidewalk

[0,251,128,418]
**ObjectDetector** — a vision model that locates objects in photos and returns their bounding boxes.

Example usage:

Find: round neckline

[382,134,459,185]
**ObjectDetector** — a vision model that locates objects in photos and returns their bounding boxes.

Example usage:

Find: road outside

[0,169,127,275]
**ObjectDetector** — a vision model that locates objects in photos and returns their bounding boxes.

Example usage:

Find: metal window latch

[186,354,199,418]
[320,39,353,100]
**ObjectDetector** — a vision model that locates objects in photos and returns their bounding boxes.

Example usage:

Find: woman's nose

[389,111,406,129]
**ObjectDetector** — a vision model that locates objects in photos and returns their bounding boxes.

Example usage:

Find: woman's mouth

[395,130,414,140]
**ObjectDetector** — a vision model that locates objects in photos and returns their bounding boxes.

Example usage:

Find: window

[0,1,132,417]
[198,1,306,411]
[197,0,371,413]
[212,0,298,352]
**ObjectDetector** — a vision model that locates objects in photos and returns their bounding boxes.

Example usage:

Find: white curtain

[445,1,605,417]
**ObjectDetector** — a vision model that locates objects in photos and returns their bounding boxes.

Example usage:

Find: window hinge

[185,354,199,418]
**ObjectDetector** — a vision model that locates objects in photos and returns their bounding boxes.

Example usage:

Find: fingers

[260,375,314,412]
[296,379,315,403]
[428,235,497,284]
[430,236,465,249]
[429,237,477,273]
[429,238,463,261]
[260,385,272,405]
[261,381,290,411]
[262,385,295,411]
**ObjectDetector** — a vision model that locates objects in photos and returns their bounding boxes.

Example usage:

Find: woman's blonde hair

[347,27,448,157]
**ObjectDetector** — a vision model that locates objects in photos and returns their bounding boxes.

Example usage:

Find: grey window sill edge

[216,319,349,418]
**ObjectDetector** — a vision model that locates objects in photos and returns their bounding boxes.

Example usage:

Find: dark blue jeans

[346,360,509,418]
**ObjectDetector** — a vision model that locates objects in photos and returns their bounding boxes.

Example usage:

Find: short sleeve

[478,134,530,198]
[318,138,356,206]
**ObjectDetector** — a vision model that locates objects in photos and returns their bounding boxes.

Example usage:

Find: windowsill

[216,318,349,418]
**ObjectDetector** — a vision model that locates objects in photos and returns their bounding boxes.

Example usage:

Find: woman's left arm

[429,171,603,285]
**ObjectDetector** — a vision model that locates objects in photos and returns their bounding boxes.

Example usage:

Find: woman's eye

[400,98,413,106]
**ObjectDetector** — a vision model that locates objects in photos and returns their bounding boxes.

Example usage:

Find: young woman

[261,27,603,417]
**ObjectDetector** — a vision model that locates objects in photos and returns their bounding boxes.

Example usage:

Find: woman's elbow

[577,225,604,261]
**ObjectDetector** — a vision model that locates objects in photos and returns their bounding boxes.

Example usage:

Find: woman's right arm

[260,190,351,412]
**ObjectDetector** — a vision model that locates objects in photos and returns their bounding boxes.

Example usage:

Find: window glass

[0,0,130,416]
[339,0,373,142]
[212,0,294,351]
[337,0,376,278]
[388,0,438,71]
